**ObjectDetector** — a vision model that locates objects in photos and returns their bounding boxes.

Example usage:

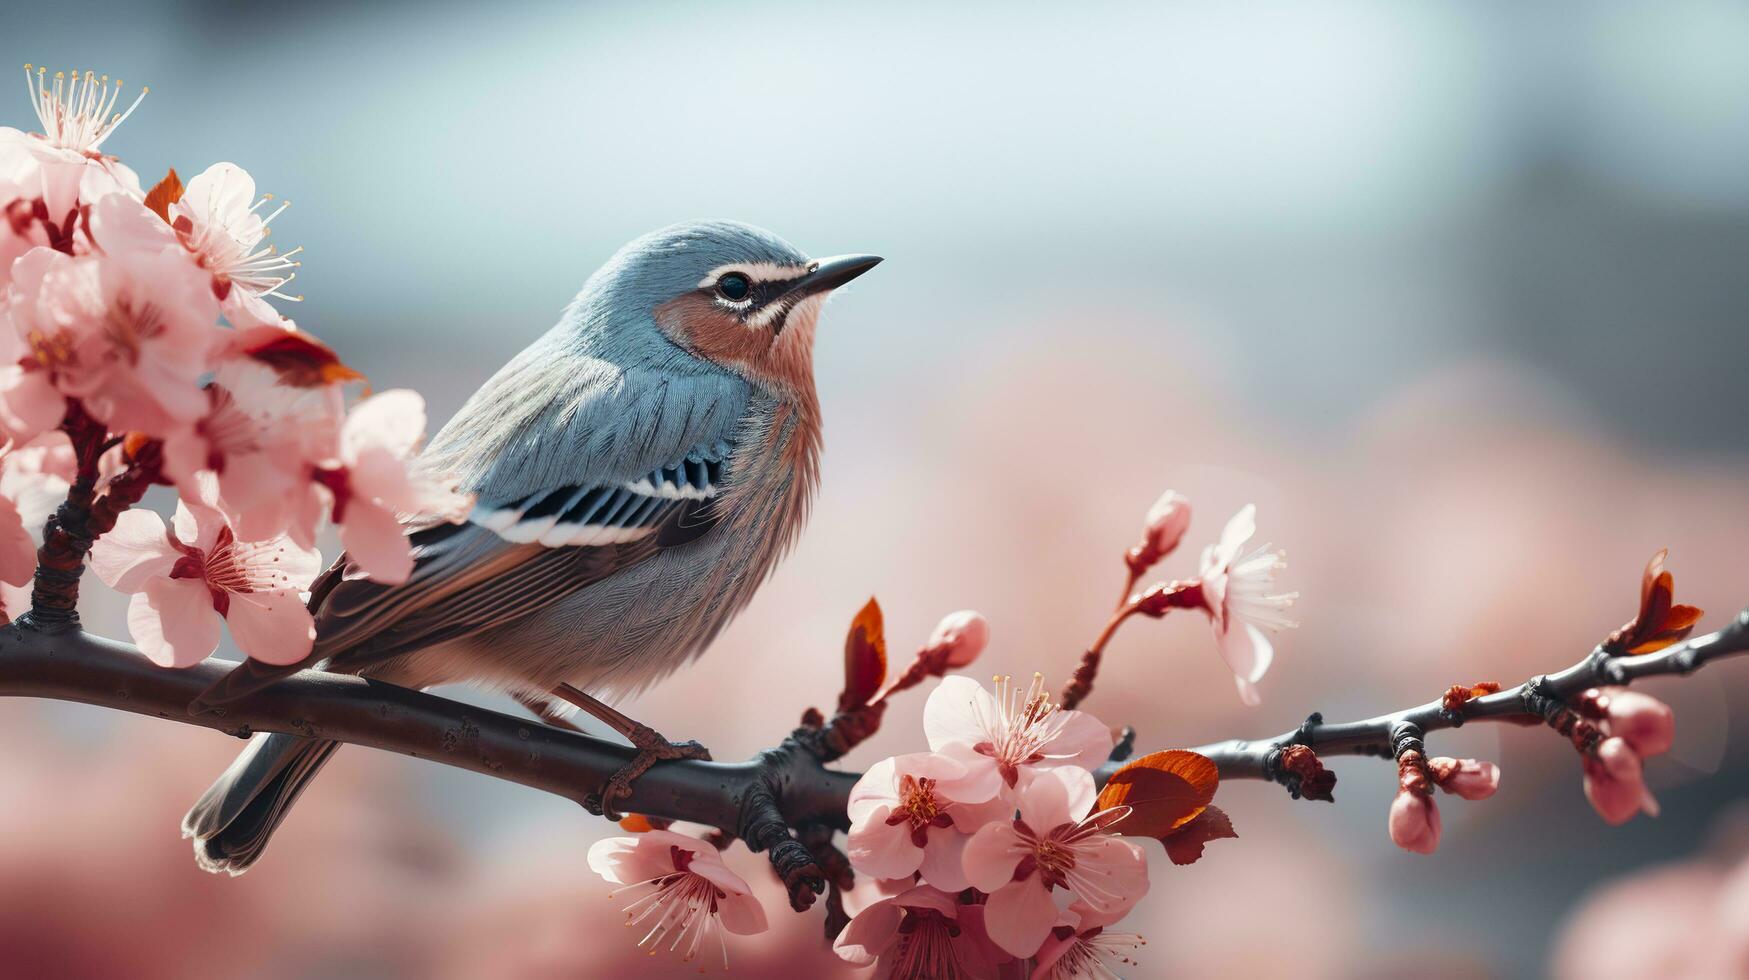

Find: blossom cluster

[833,674,1147,979]
[0,65,466,665]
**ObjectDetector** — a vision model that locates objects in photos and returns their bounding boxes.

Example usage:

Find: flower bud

[1428,757,1501,801]
[1598,688,1675,759]
[925,610,989,668]
[1126,491,1192,577]
[1387,788,1442,854]
[1142,490,1191,559]
[1582,737,1660,826]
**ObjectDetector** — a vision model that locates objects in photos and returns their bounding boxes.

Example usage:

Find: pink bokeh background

[8,1,1749,976]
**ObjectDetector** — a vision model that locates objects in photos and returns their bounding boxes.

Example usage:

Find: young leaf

[143,167,184,223]
[1095,749,1219,837]
[837,597,887,713]
[1162,804,1238,865]
[230,325,368,388]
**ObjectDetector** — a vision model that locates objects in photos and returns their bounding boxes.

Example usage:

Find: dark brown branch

[2,607,1746,904]
[0,623,856,906]
[1190,609,1749,787]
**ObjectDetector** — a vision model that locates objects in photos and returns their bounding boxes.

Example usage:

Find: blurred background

[6,0,1749,976]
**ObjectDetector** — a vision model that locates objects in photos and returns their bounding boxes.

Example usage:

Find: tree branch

[2,608,1746,899]
[0,623,855,906]
[1191,608,1749,785]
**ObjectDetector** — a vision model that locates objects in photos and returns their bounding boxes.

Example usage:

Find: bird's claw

[590,725,712,820]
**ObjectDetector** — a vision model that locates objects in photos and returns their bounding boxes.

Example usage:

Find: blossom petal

[0,494,36,586]
[847,757,899,824]
[342,389,426,461]
[339,500,413,585]
[1042,708,1114,771]
[225,590,315,666]
[846,804,923,881]
[924,675,995,753]
[586,836,665,886]
[1017,765,1096,820]
[1015,764,1082,830]
[961,822,1026,893]
[716,889,769,936]
[983,880,1060,959]
[1216,619,1274,688]
[0,368,65,444]
[833,898,902,965]
[89,508,176,593]
[1065,834,1150,915]
[127,578,221,668]
[917,825,971,892]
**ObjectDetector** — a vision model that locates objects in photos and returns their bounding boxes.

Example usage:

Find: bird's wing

[193,362,751,706]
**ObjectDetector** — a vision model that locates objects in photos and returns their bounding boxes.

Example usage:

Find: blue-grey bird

[182,220,880,874]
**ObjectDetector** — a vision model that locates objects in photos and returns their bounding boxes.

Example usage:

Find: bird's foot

[587,723,712,820]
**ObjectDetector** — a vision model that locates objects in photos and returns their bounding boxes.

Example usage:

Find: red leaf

[1162,804,1238,865]
[1096,749,1219,837]
[230,325,367,389]
[143,167,184,223]
[838,598,887,713]
[1609,550,1705,654]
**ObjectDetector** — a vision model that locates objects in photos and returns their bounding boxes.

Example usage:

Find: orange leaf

[1162,804,1238,865]
[231,325,368,388]
[1096,749,1219,837]
[618,813,657,833]
[838,598,887,713]
[143,167,184,223]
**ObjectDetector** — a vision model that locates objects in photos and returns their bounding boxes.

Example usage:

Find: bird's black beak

[783,254,883,299]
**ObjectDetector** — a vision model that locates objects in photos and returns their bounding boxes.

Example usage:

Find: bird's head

[573,220,880,397]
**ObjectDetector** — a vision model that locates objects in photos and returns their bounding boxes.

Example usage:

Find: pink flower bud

[1428,757,1501,801]
[1582,737,1660,826]
[1387,789,1442,855]
[1142,490,1192,558]
[925,610,989,668]
[1598,688,1675,758]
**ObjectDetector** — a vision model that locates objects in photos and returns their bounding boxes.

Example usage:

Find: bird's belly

[400,525,773,700]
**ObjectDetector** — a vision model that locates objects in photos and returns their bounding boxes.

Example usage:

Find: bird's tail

[182,732,339,876]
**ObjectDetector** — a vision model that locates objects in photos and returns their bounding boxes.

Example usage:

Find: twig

[1191,609,1749,789]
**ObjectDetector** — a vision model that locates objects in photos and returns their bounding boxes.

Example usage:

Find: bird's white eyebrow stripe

[697,261,811,290]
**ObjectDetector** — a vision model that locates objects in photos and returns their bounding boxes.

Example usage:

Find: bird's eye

[716,273,751,301]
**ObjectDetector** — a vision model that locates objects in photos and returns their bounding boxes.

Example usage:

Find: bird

[181,219,881,875]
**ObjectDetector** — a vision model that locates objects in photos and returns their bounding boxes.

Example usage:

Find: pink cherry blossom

[160,354,345,542]
[3,234,217,436]
[961,767,1149,958]
[847,752,1011,891]
[1428,757,1501,801]
[87,160,300,327]
[833,884,1004,980]
[924,673,1111,810]
[1196,504,1299,706]
[1583,736,1660,826]
[924,610,989,668]
[586,829,767,969]
[1,67,145,242]
[1590,687,1676,759]
[89,480,321,668]
[1387,788,1442,854]
[307,389,469,584]
[172,162,300,323]
[1030,901,1147,980]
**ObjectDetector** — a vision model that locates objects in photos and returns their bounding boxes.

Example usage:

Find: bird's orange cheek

[654,293,772,374]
